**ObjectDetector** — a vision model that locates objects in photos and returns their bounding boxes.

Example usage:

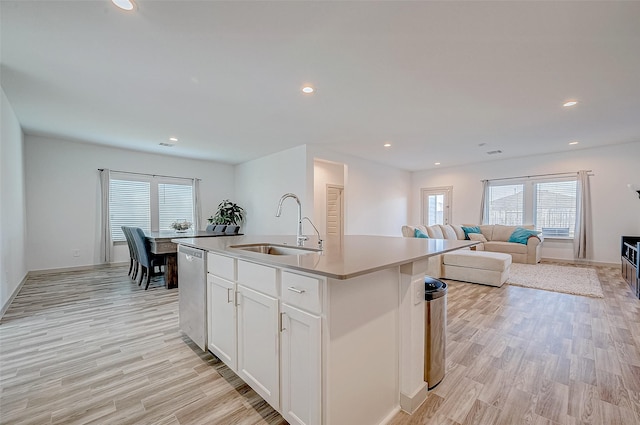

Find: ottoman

[442,250,511,287]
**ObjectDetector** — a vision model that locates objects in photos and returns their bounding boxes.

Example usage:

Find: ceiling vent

[486,150,502,155]
[159,142,175,147]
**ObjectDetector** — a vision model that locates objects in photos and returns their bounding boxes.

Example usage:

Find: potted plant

[208,199,245,226]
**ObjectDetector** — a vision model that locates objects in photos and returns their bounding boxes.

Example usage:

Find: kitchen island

[174,234,476,425]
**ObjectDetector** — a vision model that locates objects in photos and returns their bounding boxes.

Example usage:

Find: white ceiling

[2,1,639,171]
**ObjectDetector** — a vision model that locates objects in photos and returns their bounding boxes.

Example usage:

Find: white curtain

[193,178,202,230]
[99,169,112,263]
[574,170,592,259]
[479,180,488,224]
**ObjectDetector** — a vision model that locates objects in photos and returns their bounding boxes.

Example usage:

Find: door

[280,303,321,425]
[237,284,280,409]
[326,185,344,236]
[421,187,452,226]
[207,274,237,371]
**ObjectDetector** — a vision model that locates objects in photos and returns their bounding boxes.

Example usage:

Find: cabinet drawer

[237,260,277,297]
[207,252,235,281]
[281,271,323,314]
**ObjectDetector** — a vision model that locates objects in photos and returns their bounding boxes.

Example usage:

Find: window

[483,177,577,238]
[534,180,576,237]
[109,172,195,242]
[158,183,194,232]
[485,184,524,226]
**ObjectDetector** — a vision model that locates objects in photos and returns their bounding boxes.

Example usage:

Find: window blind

[109,179,151,241]
[158,183,194,231]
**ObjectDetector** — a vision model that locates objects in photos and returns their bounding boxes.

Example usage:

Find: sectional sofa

[401,224,543,287]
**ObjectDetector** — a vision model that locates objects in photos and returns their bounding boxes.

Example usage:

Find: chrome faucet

[302,216,323,249]
[276,193,307,246]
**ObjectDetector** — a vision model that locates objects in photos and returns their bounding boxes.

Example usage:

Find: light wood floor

[1,263,639,424]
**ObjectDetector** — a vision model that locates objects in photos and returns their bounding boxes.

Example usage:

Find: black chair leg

[138,266,146,286]
[128,258,133,276]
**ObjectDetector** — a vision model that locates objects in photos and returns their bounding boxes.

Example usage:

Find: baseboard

[0,272,29,320]
[540,257,618,268]
[28,261,128,276]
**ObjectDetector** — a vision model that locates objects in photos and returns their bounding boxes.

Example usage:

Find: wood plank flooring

[1,262,639,424]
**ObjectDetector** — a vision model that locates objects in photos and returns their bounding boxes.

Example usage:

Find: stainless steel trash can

[424,276,447,389]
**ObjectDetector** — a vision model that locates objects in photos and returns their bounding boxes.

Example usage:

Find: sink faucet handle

[302,216,323,250]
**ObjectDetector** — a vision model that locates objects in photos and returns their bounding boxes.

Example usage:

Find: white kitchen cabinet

[207,274,237,371]
[280,302,321,425]
[237,284,280,409]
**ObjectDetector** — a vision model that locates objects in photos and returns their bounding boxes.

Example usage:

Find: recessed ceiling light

[434,162,441,165]
[169,137,178,142]
[383,143,391,147]
[563,101,578,107]
[302,86,314,94]
[112,0,135,11]
[569,141,579,145]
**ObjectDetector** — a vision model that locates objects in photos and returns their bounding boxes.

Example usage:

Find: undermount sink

[229,243,321,256]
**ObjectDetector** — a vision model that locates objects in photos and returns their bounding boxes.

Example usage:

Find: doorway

[421,187,452,226]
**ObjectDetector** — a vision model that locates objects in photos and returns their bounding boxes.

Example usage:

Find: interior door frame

[420,186,453,226]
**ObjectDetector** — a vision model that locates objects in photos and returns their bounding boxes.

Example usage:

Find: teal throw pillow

[461,226,481,240]
[414,228,429,238]
[508,227,540,244]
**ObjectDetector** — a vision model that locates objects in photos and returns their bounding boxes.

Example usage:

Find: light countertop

[172,234,476,280]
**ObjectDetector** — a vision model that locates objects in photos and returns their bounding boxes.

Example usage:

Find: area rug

[507,263,604,298]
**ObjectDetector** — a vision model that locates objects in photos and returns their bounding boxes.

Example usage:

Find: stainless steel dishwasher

[177,245,207,350]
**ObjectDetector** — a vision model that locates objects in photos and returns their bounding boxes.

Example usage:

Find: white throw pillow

[468,233,488,242]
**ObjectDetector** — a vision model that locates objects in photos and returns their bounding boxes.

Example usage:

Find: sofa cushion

[401,225,427,238]
[468,233,488,242]
[461,226,481,240]
[508,227,541,244]
[414,228,429,238]
[426,225,444,238]
[491,225,520,241]
[484,241,528,255]
[443,250,512,272]
[450,224,466,240]
[439,224,458,240]
[479,225,494,240]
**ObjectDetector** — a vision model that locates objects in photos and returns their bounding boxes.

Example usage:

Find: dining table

[145,230,240,288]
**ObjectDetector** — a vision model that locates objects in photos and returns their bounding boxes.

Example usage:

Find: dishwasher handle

[178,245,204,259]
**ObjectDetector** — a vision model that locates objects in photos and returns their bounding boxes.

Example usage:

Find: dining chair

[224,225,239,234]
[131,227,165,290]
[121,226,139,279]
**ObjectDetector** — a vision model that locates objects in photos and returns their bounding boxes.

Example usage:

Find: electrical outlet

[72,249,80,257]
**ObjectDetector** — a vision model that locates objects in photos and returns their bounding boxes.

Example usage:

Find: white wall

[309,147,412,236]
[235,145,309,236]
[1,87,28,315]
[410,142,640,264]
[24,135,235,271]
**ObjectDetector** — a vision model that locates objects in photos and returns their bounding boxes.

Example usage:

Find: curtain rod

[98,168,201,181]
[481,170,593,183]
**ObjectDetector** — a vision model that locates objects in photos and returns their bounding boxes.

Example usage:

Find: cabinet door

[281,303,321,425]
[207,274,237,371]
[237,285,280,409]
